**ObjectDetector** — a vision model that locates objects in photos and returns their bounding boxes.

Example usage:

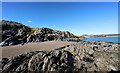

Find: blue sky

[2,2,118,35]
[2,0,120,2]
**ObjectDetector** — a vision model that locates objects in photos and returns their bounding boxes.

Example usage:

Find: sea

[81,36,120,44]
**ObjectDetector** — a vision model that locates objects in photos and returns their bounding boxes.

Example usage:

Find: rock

[1,58,9,69]
[1,20,31,46]
[0,41,5,47]
[1,41,119,72]
[2,50,79,72]
[64,41,119,71]
[1,20,119,72]
[109,65,116,71]
[1,20,80,46]
[88,49,94,55]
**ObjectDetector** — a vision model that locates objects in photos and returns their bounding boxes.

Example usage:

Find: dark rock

[1,41,119,72]
[1,20,80,46]
[83,57,94,63]
[2,50,79,72]
[1,20,31,46]
[64,41,119,71]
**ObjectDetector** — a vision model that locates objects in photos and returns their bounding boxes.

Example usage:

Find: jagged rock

[0,20,31,46]
[26,28,80,43]
[1,20,119,72]
[64,41,119,71]
[2,50,80,72]
[1,41,119,72]
[0,20,80,47]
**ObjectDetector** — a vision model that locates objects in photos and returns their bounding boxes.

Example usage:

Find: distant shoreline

[81,36,120,44]
[106,36,120,37]
[82,34,120,39]
[86,35,120,38]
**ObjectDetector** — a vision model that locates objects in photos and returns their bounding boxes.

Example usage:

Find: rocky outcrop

[1,20,31,41]
[64,41,119,71]
[1,41,119,72]
[0,20,31,46]
[27,28,80,42]
[0,20,80,46]
[1,50,79,73]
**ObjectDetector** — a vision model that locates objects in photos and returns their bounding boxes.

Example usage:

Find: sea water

[82,36,120,44]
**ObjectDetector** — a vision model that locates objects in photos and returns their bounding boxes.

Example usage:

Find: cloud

[2,18,6,20]
[53,25,56,27]
[27,21,32,23]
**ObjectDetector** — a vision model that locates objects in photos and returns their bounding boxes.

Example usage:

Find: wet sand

[1,41,74,58]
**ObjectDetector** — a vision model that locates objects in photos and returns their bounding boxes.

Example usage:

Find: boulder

[2,50,79,72]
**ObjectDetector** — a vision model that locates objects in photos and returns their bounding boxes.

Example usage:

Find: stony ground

[0,41,119,73]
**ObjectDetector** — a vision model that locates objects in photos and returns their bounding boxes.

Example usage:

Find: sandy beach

[1,41,74,58]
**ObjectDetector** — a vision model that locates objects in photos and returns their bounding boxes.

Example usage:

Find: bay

[82,36,120,44]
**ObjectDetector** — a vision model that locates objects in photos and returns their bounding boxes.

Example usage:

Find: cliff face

[2,20,31,40]
[0,20,32,46]
[0,20,80,46]
[27,28,79,42]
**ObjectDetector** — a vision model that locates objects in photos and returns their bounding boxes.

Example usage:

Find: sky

[2,2,118,35]
[2,0,120,2]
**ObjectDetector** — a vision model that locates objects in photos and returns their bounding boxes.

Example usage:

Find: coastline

[81,36,120,44]
[106,36,120,37]
[1,20,119,72]
[83,34,120,38]
[1,41,119,72]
